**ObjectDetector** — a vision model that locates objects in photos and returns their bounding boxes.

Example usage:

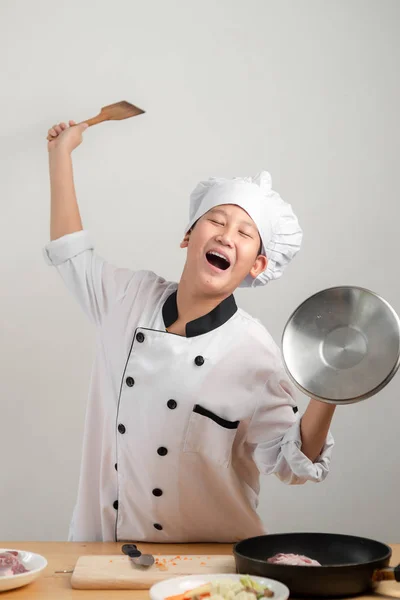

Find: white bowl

[0,548,48,592]
[149,573,289,600]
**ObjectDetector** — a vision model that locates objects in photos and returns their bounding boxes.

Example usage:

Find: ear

[180,230,191,249]
[249,255,268,280]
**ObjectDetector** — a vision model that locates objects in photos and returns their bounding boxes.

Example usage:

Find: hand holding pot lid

[282,286,400,404]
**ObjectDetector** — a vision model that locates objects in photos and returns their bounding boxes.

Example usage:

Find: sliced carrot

[165,593,210,600]
[165,593,187,600]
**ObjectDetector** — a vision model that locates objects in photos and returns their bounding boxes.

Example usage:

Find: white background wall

[1,0,399,542]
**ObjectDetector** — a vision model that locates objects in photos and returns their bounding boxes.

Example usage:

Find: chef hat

[184,171,303,288]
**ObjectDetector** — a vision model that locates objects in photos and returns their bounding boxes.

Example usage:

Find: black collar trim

[162,291,237,337]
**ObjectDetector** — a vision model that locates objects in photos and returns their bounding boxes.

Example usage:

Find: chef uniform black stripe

[113,324,176,541]
[193,404,240,429]
[114,328,139,542]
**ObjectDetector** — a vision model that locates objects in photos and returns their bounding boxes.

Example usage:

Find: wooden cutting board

[71,553,236,589]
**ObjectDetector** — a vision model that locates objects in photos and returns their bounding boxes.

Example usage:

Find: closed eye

[210,219,224,226]
[240,231,253,238]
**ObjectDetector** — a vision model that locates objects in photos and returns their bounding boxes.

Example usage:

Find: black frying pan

[233,533,400,597]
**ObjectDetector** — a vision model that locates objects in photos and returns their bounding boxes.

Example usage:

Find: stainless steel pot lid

[281,286,400,404]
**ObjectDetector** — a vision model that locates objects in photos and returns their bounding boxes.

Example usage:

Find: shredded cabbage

[191,577,273,600]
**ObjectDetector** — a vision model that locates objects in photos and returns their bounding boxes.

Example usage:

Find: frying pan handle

[373,564,400,582]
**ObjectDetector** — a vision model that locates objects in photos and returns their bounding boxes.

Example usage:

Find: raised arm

[44,119,139,326]
[47,120,88,240]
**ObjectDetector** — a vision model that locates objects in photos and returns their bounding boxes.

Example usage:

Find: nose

[215,231,234,248]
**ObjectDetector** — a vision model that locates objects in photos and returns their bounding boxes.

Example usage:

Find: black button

[194,355,204,366]
[126,377,135,387]
[118,424,126,434]
[157,447,168,456]
[154,523,163,531]
[113,500,119,510]
[115,463,118,471]
[167,399,177,410]
[136,332,145,343]
[152,488,163,497]
[292,406,299,414]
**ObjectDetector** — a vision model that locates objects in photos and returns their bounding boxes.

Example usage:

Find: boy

[44,120,335,543]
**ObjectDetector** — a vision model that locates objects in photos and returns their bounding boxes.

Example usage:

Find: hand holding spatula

[46,100,145,141]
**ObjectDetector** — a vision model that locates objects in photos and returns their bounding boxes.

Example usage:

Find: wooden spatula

[47,101,145,140]
[84,101,145,126]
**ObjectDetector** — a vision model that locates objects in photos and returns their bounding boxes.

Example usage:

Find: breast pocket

[183,404,240,468]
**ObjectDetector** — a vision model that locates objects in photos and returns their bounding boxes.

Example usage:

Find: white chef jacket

[43,230,334,543]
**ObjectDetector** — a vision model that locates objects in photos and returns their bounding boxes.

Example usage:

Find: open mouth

[206,251,231,271]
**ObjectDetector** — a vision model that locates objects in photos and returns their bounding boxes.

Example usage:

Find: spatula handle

[80,112,107,127]
[46,113,105,140]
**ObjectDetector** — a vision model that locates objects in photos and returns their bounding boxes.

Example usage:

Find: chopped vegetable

[165,577,274,600]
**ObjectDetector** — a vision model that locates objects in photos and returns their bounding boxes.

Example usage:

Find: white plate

[0,548,48,592]
[149,573,290,600]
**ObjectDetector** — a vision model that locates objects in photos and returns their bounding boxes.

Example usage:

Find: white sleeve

[43,230,137,326]
[247,372,334,485]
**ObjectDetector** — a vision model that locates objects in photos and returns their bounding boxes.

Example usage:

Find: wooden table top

[1,541,399,600]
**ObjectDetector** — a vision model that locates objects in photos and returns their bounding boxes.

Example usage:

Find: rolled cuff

[255,418,334,485]
[43,230,94,266]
